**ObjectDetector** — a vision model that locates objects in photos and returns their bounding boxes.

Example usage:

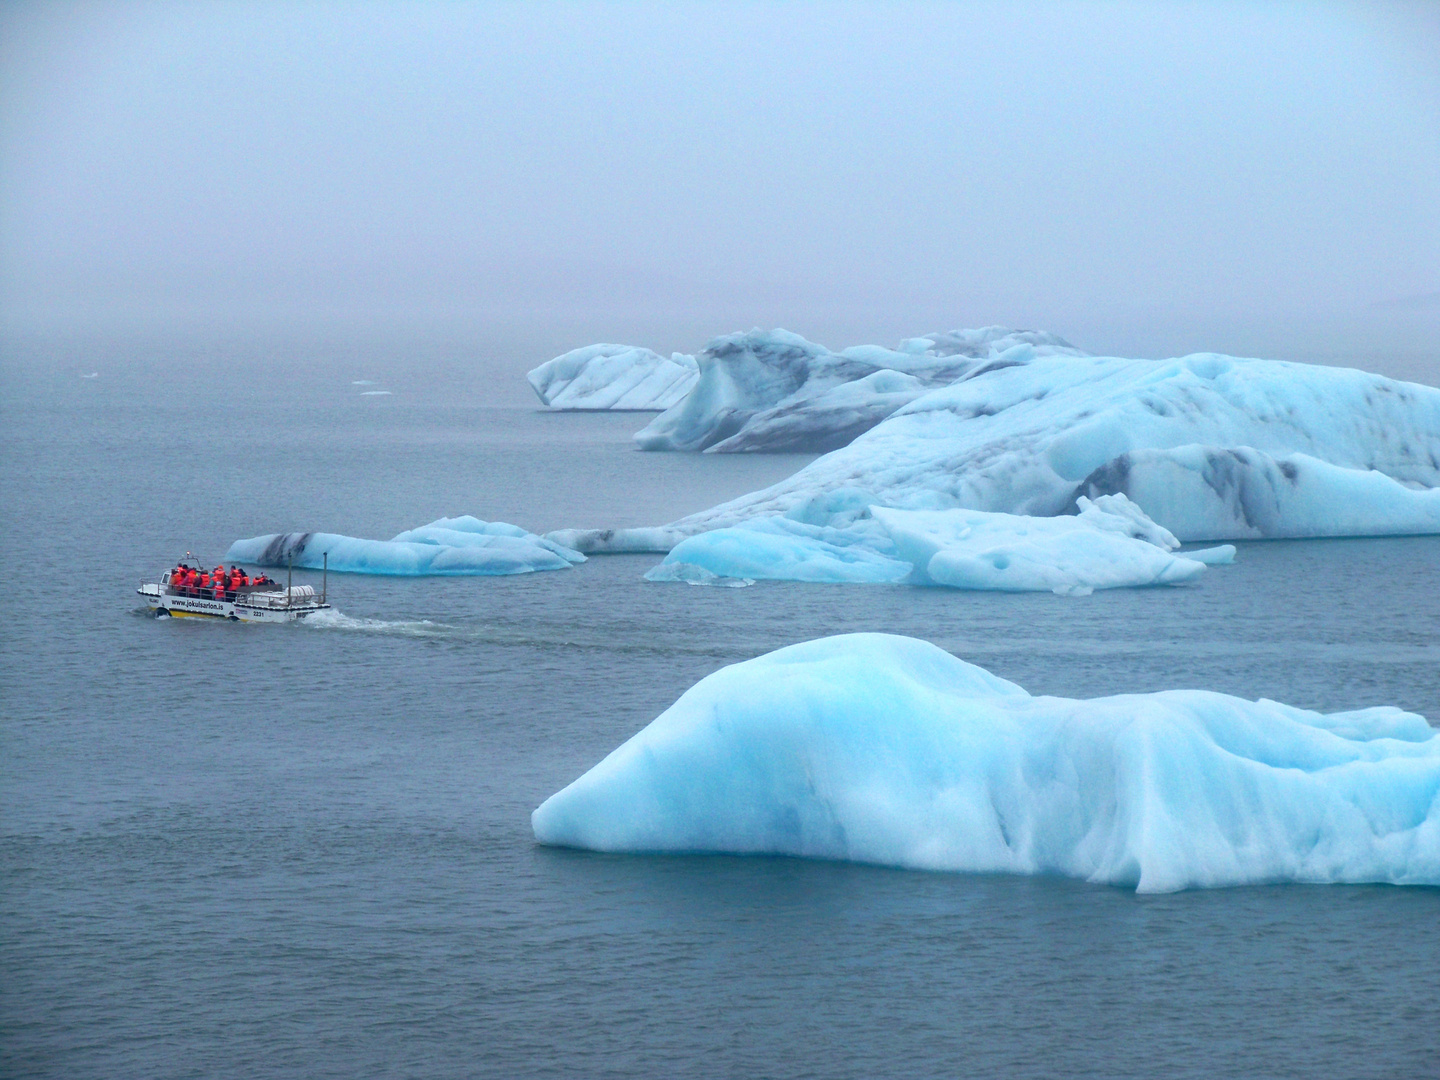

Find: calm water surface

[2,345,1438,1078]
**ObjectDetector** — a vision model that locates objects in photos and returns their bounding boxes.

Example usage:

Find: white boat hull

[137,583,329,623]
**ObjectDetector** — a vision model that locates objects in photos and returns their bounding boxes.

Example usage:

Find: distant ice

[226,515,584,575]
[533,633,1440,893]
[81,372,99,379]
[528,344,699,410]
[352,379,378,385]
[359,390,392,396]
[639,352,1440,543]
[633,326,1084,452]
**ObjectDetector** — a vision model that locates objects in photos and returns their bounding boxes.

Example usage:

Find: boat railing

[154,574,323,608]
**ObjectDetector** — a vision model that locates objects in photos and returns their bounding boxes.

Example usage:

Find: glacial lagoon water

[2,341,1438,1078]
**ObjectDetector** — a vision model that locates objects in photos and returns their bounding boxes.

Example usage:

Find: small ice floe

[644,563,755,587]
[81,372,99,379]
[359,390,392,396]
[226,515,585,576]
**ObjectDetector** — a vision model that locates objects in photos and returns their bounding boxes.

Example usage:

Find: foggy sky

[2,1,1438,362]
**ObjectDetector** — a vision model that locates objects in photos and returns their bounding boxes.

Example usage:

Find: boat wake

[299,608,455,637]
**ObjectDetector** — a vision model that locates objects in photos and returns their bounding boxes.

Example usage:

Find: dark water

[2,345,1439,1079]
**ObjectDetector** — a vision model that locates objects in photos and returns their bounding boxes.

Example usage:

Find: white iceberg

[645,352,1440,543]
[528,344,699,410]
[633,327,1084,452]
[226,515,584,575]
[645,493,1216,593]
[532,633,1440,893]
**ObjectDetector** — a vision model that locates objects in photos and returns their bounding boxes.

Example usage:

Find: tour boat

[137,554,331,623]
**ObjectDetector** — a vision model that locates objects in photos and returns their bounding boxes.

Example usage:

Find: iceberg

[528,344,698,410]
[645,494,1213,593]
[648,514,912,585]
[633,327,1085,452]
[647,352,1440,542]
[1077,445,1440,540]
[532,633,1440,893]
[226,515,585,575]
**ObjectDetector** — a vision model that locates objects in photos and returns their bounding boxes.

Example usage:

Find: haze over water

[3,3,1439,1077]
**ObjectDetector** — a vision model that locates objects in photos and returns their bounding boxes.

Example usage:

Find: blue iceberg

[226,516,584,576]
[533,633,1440,893]
[639,351,1440,543]
[646,494,1225,593]
[633,326,1084,452]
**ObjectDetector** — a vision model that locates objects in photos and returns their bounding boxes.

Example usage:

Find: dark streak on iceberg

[259,531,312,566]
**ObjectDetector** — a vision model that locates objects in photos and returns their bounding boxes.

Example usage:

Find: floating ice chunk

[226,516,584,575]
[528,344,699,410]
[873,498,1205,592]
[1074,492,1180,549]
[1078,445,1440,540]
[533,633,1440,893]
[655,353,1440,542]
[1180,545,1237,565]
[359,390,391,396]
[643,563,755,587]
[646,494,1209,592]
[647,515,912,584]
[393,515,586,563]
[633,327,1085,453]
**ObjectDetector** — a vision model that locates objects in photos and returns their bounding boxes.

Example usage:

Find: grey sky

[2,1,1438,364]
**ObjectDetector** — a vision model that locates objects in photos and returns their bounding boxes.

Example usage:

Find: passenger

[199,571,211,594]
